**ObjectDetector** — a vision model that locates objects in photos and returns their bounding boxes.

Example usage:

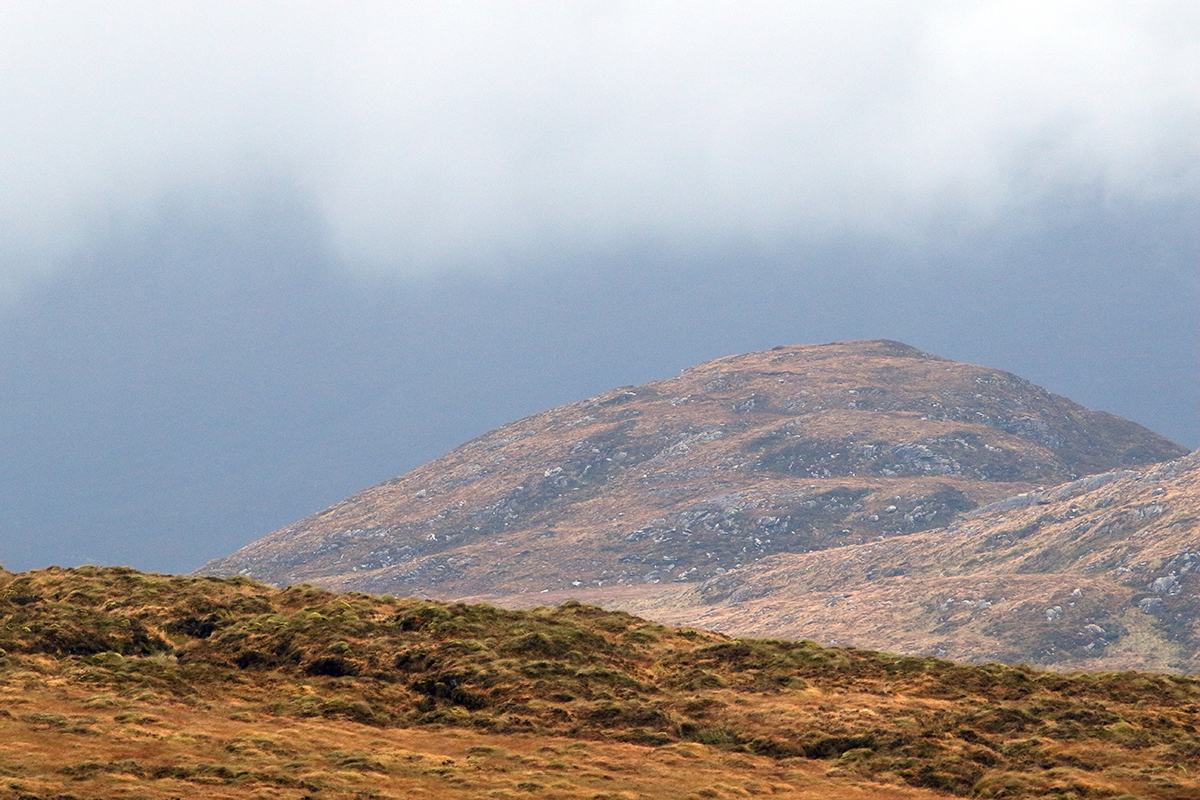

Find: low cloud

[1,1,1196,288]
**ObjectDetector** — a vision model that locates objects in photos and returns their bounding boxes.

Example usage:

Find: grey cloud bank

[1,2,1196,285]
[0,3,1195,574]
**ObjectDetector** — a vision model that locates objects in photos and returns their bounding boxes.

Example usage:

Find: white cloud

[0,0,1195,286]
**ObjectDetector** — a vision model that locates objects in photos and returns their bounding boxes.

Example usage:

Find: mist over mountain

[1,4,1196,575]
[0,185,1195,574]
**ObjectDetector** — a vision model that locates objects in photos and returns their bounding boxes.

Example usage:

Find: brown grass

[3,565,1200,799]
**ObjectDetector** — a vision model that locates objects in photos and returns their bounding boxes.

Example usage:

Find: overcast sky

[1,2,1196,574]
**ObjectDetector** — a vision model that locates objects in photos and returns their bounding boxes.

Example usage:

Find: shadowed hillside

[3,566,1200,799]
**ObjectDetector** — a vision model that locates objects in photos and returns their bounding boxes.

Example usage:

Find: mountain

[202,340,1184,595]
[4,565,1200,800]
[198,340,1190,670]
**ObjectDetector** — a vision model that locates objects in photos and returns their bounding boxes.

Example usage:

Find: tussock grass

[1,566,1199,798]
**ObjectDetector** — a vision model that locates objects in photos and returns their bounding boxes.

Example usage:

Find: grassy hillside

[3,566,1200,799]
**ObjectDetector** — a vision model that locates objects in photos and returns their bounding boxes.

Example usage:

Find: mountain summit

[201,340,1185,610]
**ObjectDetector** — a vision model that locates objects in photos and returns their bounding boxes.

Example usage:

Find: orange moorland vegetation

[3,566,1200,799]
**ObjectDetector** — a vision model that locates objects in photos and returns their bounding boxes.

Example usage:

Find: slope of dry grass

[3,566,1200,799]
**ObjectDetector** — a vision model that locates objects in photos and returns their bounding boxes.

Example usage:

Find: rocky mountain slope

[583,449,1200,673]
[201,340,1186,608]
[4,566,1200,800]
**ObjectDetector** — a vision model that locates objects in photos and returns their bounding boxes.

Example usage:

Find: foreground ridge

[2,566,1200,799]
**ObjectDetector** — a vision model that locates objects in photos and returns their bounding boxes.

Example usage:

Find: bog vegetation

[2,565,1200,799]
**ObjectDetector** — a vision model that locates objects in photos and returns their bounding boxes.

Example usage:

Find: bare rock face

[199,340,1186,619]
